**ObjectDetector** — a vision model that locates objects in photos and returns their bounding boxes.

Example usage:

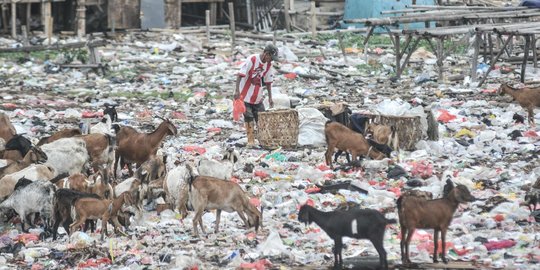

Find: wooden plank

[210,2,217,25]
[1,4,8,33]
[205,9,210,43]
[521,35,531,83]
[310,1,316,39]
[77,0,85,37]
[228,2,235,47]
[10,3,15,38]
[284,0,291,32]
[533,35,538,68]
[471,32,480,82]
[178,0,182,28]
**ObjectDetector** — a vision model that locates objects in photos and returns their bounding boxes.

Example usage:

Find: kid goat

[298,205,396,270]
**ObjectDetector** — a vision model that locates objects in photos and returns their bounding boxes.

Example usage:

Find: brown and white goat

[70,191,134,240]
[0,147,48,179]
[77,133,115,176]
[36,128,82,146]
[498,83,540,126]
[188,174,262,237]
[365,122,399,151]
[114,119,177,177]
[397,184,475,265]
[324,121,386,168]
[52,172,113,199]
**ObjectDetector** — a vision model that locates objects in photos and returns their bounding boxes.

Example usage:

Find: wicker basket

[257,109,299,149]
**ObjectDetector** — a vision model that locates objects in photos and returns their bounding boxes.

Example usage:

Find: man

[234,44,278,147]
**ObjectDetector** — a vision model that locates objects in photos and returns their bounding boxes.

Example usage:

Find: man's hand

[233,90,240,100]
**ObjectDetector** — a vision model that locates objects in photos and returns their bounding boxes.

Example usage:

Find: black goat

[104,103,118,122]
[298,205,396,270]
[51,189,101,240]
[4,134,32,157]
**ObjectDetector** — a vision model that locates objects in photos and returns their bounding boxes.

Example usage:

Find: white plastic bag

[297,108,327,146]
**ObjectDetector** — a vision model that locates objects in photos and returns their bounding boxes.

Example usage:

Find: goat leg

[404,227,415,264]
[371,233,387,270]
[441,228,448,264]
[215,209,221,233]
[100,218,107,241]
[400,227,407,264]
[236,210,249,228]
[433,229,439,263]
[528,107,536,127]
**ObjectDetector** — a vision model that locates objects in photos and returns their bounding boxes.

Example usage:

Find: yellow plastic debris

[454,128,476,138]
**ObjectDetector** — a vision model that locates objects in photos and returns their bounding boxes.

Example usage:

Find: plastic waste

[233,99,246,122]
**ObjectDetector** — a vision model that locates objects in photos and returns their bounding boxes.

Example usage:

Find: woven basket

[257,109,299,149]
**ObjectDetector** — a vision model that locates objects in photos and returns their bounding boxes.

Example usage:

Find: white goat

[197,148,239,180]
[0,164,55,200]
[41,137,90,176]
[163,164,193,217]
[0,180,56,232]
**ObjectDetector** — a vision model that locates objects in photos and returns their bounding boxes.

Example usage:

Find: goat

[3,134,32,161]
[0,164,57,200]
[365,122,399,151]
[163,164,191,218]
[0,112,16,142]
[397,184,476,265]
[298,205,396,270]
[104,103,118,123]
[41,137,90,176]
[36,128,82,146]
[0,146,48,179]
[0,180,56,232]
[188,174,262,237]
[114,177,145,217]
[90,115,113,135]
[76,133,115,176]
[197,147,240,181]
[70,191,134,240]
[51,189,101,240]
[524,189,539,212]
[498,83,540,126]
[3,177,34,224]
[114,118,177,177]
[324,121,386,169]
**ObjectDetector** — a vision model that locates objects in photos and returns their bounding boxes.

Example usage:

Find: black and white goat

[298,205,396,270]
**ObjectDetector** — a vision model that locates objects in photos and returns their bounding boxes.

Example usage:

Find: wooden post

[310,1,316,40]
[178,0,182,28]
[394,34,400,77]
[205,10,210,44]
[290,0,296,27]
[228,2,236,48]
[436,37,444,82]
[11,3,16,38]
[26,3,31,32]
[521,35,531,83]
[532,35,538,68]
[44,1,52,39]
[471,32,480,82]
[488,33,494,63]
[48,17,53,45]
[2,4,8,33]
[21,26,28,46]
[284,0,291,32]
[338,31,347,63]
[210,2,217,25]
[246,0,252,25]
[478,34,514,87]
[77,0,86,38]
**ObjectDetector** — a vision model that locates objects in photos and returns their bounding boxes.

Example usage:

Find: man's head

[263,44,279,62]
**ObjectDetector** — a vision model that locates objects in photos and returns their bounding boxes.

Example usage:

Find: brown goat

[36,128,82,146]
[0,147,48,179]
[401,189,433,200]
[114,119,177,177]
[189,175,262,237]
[52,172,113,199]
[76,133,115,175]
[498,83,540,126]
[325,121,386,168]
[0,112,16,142]
[365,122,399,151]
[397,184,475,265]
[70,191,134,240]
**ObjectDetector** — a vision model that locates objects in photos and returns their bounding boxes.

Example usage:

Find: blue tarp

[520,0,540,8]
[341,0,436,32]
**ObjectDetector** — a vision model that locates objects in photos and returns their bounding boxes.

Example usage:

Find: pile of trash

[0,30,539,270]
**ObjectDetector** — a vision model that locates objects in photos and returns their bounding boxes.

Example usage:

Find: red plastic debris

[493,214,505,222]
[305,187,321,194]
[410,161,433,179]
[207,127,222,133]
[239,259,272,270]
[317,164,330,171]
[523,130,539,138]
[15,233,39,244]
[250,197,261,207]
[254,171,269,179]
[82,111,103,118]
[483,240,516,251]
[77,258,112,268]
[171,111,188,120]
[437,109,457,123]
[284,73,297,79]
[182,146,206,155]
[2,103,17,109]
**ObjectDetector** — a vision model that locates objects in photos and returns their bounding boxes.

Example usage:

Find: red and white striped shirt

[237,54,275,104]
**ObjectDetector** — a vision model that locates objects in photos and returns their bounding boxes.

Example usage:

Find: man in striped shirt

[234,45,277,147]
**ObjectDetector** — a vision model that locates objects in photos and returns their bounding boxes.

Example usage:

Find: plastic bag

[233,99,246,121]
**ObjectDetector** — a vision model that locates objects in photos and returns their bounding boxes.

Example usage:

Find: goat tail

[385,218,397,224]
